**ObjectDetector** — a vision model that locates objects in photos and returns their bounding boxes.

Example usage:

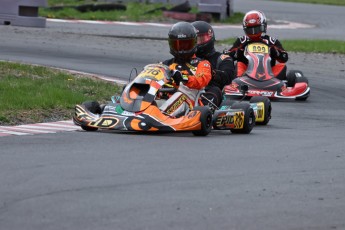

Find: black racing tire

[81,101,101,131]
[82,101,102,114]
[286,70,297,87]
[293,71,309,101]
[295,92,309,101]
[249,96,272,125]
[230,102,255,134]
[295,72,309,84]
[192,106,212,136]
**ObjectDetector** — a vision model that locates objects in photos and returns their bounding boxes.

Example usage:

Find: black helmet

[168,22,197,61]
[191,21,215,58]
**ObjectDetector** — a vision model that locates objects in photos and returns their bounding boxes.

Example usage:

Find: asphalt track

[1,0,345,229]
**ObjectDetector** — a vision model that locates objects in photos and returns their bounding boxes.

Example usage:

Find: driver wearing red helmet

[227,10,288,80]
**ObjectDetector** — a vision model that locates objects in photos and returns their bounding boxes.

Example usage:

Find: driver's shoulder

[262,35,279,45]
[239,35,250,44]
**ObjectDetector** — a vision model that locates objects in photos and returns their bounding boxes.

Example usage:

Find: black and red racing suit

[227,35,288,79]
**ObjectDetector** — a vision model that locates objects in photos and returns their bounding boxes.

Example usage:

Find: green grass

[272,0,345,6]
[220,12,244,24]
[219,39,345,54]
[0,62,120,125]
[41,2,178,22]
[40,0,343,23]
[40,1,243,23]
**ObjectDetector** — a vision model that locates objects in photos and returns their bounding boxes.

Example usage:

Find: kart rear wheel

[250,96,272,125]
[230,102,255,134]
[192,106,212,136]
[81,101,102,131]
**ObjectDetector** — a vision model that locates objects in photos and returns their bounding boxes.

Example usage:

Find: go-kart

[73,63,271,136]
[224,42,310,101]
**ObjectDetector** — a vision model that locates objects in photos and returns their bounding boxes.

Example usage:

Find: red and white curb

[0,120,81,137]
[48,18,315,29]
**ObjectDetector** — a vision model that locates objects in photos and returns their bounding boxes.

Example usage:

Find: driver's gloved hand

[270,47,280,58]
[171,70,188,85]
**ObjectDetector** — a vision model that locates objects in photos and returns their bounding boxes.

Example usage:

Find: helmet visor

[196,32,213,45]
[169,38,196,53]
[244,26,263,35]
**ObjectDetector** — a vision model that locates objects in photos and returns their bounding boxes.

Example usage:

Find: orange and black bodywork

[74,103,204,132]
[73,64,208,133]
[73,63,266,135]
[224,42,310,101]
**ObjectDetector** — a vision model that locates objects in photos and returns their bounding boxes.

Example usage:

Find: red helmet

[243,10,267,41]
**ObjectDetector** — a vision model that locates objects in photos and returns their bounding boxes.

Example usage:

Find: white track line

[0,120,80,137]
[48,18,314,29]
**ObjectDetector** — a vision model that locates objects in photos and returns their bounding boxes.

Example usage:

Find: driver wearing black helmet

[162,21,212,90]
[192,21,235,107]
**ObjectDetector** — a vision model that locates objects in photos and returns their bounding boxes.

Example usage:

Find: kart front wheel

[295,73,310,101]
[192,106,212,136]
[250,96,272,125]
[286,70,297,87]
[81,101,102,131]
[230,102,255,134]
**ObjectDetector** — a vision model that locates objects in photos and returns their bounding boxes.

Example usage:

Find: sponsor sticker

[233,112,244,129]
[95,118,119,128]
[248,90,273,97]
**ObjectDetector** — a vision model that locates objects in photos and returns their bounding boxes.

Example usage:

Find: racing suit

[162,56,212,90]
[161,56,212,115]
[227,35,288,79]
[200,50,235,107]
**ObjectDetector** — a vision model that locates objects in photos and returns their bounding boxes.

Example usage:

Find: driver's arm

[184,60,212,90]
[272,39,288,63]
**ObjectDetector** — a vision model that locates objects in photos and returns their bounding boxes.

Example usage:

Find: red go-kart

[224,42,310,101]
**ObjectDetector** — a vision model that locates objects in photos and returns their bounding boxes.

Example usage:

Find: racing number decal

[248,43,269,54]
[138,67,164,80]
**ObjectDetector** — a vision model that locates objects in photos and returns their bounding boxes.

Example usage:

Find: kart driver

[162,21,212,91]
[192,21,235,107]
[226,10,289,80]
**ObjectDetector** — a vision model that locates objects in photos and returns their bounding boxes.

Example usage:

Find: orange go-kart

[73,64,269,136]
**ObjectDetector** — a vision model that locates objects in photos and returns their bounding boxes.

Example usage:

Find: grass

[40,1,244,23]
[40,2,169,22]
[219,39,345,54]
[40,0,344,23]
[0,62,120,125]
[272,0,345,6]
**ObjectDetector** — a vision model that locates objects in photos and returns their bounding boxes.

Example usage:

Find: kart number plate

[247,43,269,54]
[138,67,165,81]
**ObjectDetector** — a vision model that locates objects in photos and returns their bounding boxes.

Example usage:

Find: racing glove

[270,47,280,59]
[171,70,188,85]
